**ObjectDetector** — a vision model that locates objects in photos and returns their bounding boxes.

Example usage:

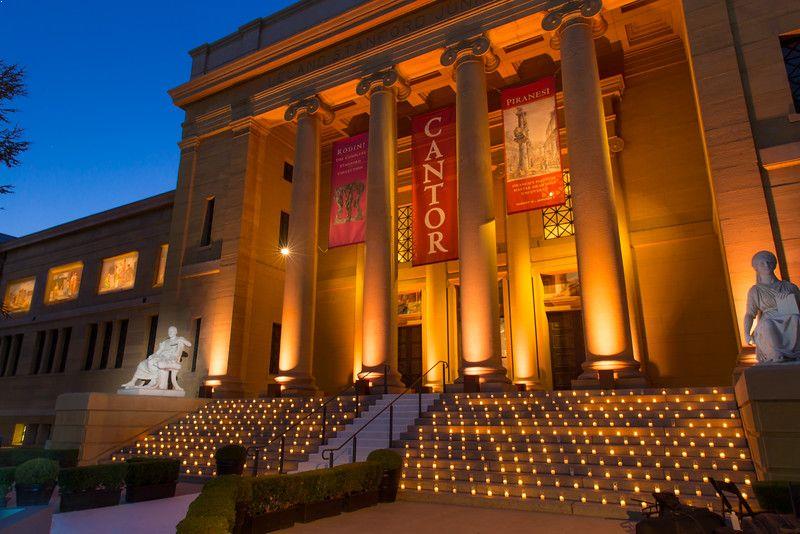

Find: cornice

[170,0,432,108]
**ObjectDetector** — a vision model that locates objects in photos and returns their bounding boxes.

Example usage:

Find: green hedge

[753,481,795,514]
[124,457,180,487]
[0,447,79,468]
[178,462,384,534]
[14,458,58,485]
[366,449,402,471]
[177,476,251,534]
[0,466,14,496]
[58,463,127,494]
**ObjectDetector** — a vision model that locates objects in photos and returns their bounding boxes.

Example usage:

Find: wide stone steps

[396,388,752,517]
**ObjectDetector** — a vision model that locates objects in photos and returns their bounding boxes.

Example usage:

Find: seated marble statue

[744,251,800,363]
[121,326,192,390]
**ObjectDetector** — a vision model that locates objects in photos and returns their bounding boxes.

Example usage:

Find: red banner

[328,133,368,248]
[501,77,564,214]
[411,107,458,266]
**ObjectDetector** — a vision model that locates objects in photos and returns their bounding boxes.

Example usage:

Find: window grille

[397,205,413,263]
[782,34,800,113]
[542,171,574,240]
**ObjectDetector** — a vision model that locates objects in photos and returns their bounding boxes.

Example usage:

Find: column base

[204,375,245,398]
[274,371,318,397]
[460,365,515,392]
[575,356,648,389]
[359,365,406,394]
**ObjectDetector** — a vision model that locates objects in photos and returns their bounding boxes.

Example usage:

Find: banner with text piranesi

[411,107,458,266]
[328,133,368,248]
[501,77,564,214]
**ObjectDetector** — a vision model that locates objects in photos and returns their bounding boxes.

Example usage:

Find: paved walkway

[287,501,632,533]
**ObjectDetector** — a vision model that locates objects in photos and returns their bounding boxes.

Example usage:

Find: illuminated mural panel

[398,291,422,317]
[3,277,35,313]
[154,244,168,287]
[45,262,83,304]
[99,252,138,294]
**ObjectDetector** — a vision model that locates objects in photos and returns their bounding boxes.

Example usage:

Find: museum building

[0,0,799,451]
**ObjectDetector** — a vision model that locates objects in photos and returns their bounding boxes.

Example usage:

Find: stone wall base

[735,362,800,481]
[50,392,209,465]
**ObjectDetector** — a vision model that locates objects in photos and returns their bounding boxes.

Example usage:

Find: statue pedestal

[735,361,800,481]
[116,388,186,398]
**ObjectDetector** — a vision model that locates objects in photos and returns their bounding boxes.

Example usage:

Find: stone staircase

[397,387,755,518]
[298,393,440,470]
[110,395,373,476]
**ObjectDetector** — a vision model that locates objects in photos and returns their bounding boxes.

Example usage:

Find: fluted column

[441,36,510,389]
[276,96,334,395]
[356,67,409,389]
[544,1,645,384]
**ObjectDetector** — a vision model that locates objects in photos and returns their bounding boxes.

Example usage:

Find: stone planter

[216,458,245,476]
[344,490,379,512]
[378,468,401,502]
[237,505,300,533]
[297,497,344,523]
[15,482,56,506]
[125,481,177,503]
[59,488,122,513]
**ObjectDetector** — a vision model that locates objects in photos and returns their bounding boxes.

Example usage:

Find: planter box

[60,488,122,513]
[216,459,245,476]
[237,505,300,534]
[125,481,177,503]
[15,482,56,506]
[378,469,401,503]
[344,490,379,512]
[297,497,344,523]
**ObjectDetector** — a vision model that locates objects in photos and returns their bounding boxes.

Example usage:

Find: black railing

[320,360,448,468]
[246,370,380,476]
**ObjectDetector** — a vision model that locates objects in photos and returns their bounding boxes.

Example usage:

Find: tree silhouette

[0,61,29,168]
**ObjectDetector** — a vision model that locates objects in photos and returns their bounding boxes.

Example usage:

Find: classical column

[441,36,510,389]
[356,67,409,389]
[276,96,334,395]
[506,212,541,388]
[423,263,449,390]
[543,1,645,384]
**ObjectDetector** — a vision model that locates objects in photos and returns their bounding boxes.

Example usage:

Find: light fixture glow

[280,247,290,256]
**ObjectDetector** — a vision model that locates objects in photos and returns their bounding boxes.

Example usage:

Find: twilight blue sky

[0,0,295,237]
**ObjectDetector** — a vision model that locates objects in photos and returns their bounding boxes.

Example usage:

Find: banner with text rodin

[411,107,458,266]
[328,132,368,248]
[501,77,564,214]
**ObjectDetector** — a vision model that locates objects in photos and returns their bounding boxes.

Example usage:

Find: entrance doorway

[547,311,586,389]
[397,325,422,388]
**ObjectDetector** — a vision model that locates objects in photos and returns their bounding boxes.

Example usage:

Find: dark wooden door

[547,311,586,390]
[398,325,423,388]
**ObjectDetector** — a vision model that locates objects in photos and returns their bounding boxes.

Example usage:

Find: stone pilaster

[276,96,333,395]
[441,36,510,390]
[544,1,645,386]
[357,67,409,390]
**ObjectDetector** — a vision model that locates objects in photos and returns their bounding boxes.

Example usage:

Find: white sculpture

[744,251,800,363]
[121,326,192,391]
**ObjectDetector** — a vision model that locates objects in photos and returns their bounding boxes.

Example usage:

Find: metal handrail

[320,360,448,468]
[246,370,380,475]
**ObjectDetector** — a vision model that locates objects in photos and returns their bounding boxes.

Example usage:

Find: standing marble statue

[121,326,192,391]
[744,251,800,363]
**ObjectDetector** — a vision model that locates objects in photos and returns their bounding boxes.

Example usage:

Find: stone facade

[1,0,799,441]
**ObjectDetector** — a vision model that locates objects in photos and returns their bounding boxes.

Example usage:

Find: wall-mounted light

[280,247,290,256]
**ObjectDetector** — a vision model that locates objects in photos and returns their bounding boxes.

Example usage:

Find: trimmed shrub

[753,481,794,514]
[176,515,230,534]
[249,474,293,515]
[0,466,14,497]
[0,447,78,468]
[366,449,402,471]
[14,458,58,485]
[124,457,180,487]
[58,463,127,493]
[178,475,250,534]
[214,444,247,464]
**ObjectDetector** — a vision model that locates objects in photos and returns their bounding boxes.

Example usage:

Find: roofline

[0,190,175,253]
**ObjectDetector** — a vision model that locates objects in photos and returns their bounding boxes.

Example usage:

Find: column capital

[284,95,334,124]
[440,35,500,73]
[356,66,410,100]
[543,0,607,48]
